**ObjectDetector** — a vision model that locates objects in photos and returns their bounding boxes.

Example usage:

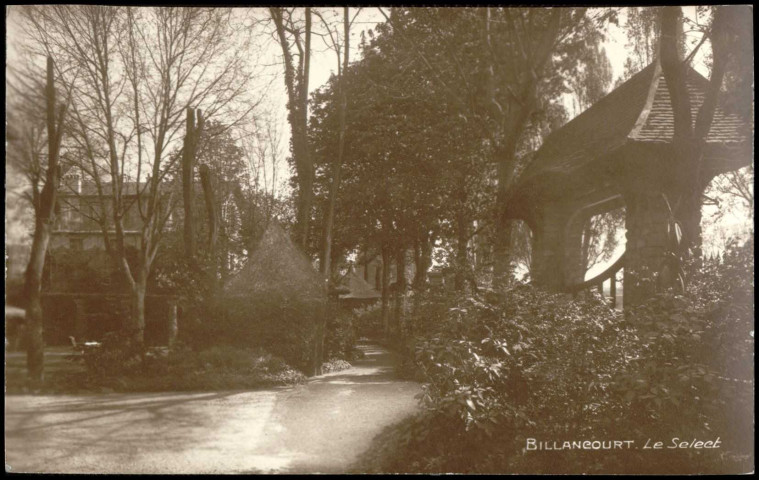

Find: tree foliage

[309,7,617,291]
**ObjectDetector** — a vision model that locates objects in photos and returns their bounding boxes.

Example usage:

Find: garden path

[4,342,421,474]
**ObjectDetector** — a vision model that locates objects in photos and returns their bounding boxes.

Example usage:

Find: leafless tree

[19,6,262,343]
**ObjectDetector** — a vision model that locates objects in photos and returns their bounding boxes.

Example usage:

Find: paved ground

[4,343,421,474]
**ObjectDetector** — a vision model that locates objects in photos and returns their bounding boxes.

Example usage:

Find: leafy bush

[353,303,383,338]
[74,330,145,377]
[356,239,753,474]
[606,238,754,474]
[69,341,306,392]
[324,311,360,361]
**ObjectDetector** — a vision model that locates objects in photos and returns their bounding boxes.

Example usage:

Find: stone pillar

[563,211,590,287]
[531,204,572,291]
[623,190,671,307]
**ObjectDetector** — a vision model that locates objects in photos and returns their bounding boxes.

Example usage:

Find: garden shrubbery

[354,239,753,474]
[353,303,383,339]
[56,301,364,391]
[325,310,363,361]
[65,337,306,393]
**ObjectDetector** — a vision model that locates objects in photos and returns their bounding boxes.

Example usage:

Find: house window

[69,238,84,251]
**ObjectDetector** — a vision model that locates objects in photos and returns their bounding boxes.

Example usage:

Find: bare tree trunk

[182,108,203,260]
[660,6,734,261]
[413,234,432,290]
[199,164,218,254]
[131,273,147,343]
[293,124,314,249]
[270,7,313,249]
[393,247,407,338]
[380,245,391,337]
[489,11,563,287]
[24,220,51,385]
[24,56,66,385]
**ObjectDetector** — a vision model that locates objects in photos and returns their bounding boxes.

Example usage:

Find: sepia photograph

[4,4,754,474]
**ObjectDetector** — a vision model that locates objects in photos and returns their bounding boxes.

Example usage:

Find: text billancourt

[526,437,721,451]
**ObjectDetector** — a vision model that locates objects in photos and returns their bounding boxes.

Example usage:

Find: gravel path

[4,342,421,474]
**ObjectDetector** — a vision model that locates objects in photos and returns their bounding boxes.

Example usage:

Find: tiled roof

[516,63,657,184]
[514,59,751,187]
[338,268,381,299]
[630,67,749,143]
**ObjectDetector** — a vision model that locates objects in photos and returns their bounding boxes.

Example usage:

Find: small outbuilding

[222,221,328,375]
[336,266,382,310]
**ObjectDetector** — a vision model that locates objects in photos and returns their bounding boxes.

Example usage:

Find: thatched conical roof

[224,221,327,302]
[337,267,381,300]
[220,221,327,373]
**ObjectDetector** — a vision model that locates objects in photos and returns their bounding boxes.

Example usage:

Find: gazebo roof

[337,268,381,300]
[511,59,750,202]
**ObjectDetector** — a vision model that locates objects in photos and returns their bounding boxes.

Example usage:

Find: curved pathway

[4,342,421,474]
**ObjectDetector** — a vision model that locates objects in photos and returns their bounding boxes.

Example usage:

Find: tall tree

[372,8,615,285]
[182,107,204,261]
[14,57,69,384]
[269,7,314,249]
[659,5,751,260]
[316,7,355,278]
[483,8,607,285]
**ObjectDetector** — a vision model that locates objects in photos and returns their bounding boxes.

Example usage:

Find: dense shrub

[355,238,753,474]
[606,239,754,474]
[353,303,383,338]
[201,294,321,373]
[68,340,306,392]
[75,330,145,377]
[324,310,360,361]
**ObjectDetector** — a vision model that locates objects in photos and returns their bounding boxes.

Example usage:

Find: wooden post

[167,301,178,348]
[74,299,87,342]
[610,274,617,308]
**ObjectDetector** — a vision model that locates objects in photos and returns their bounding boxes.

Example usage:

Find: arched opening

[582,206,626,281]
[512,219,533,282]
[581,206,626,309]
